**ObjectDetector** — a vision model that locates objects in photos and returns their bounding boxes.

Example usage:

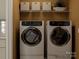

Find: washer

[46,20,72,59]
[20,20,44,59]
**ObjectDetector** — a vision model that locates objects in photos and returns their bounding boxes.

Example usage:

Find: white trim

[0,37,8,39]
[6,0,13,59]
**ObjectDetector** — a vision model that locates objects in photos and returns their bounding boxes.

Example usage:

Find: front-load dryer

[20,20,44,59]
[46,20,72,59]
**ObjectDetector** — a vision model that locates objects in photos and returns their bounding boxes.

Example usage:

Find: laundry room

[13,0,79,59]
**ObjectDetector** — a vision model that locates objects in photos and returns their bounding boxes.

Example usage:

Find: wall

[70,0,79,59]
[13,0,79,59]
[0,0,6,19]
[13,0,19,59]
[0,0,6,59]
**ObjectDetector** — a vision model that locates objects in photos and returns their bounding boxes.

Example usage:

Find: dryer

[46,20,72,59]
[20,20,44,59]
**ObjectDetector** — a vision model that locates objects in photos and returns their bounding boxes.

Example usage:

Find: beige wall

[0,0,6,19]
[13,0,79,59]
[70,0,79,59]
[13,0,19,59]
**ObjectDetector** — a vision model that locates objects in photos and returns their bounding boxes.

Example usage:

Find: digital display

[50,21,70,26]
[22,21,42,26]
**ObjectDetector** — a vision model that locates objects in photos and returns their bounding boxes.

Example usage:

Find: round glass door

[21,27,42,46]
[50,27,70,46]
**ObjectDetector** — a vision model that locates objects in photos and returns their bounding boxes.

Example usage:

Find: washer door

[21,27,42,46]
[51,27,70,46]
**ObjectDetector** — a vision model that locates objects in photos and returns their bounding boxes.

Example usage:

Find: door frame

[6,0,13,59]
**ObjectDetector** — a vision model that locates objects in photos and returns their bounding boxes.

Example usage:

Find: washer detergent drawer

[56,55,71,59]
[0,48,6,59]
[57,57,71,59]
[48,56,56,59]
[20,56,44,59]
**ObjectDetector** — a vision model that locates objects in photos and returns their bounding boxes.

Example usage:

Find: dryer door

[51,27,70,46]
[21,27,42,46]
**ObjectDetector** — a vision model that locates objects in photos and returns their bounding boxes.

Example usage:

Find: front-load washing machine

[46,20,72,59]
[20,20,44,59]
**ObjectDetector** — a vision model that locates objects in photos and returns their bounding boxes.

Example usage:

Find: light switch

[20,2,30,11]
[78,28,79,33]
[31,2,41,11]
[42,2,51,11]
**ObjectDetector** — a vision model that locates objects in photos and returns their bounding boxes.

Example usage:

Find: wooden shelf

[19,0,70,20]
[20,10,70,13]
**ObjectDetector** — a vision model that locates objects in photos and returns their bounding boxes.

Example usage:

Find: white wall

[0,0,6,19]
